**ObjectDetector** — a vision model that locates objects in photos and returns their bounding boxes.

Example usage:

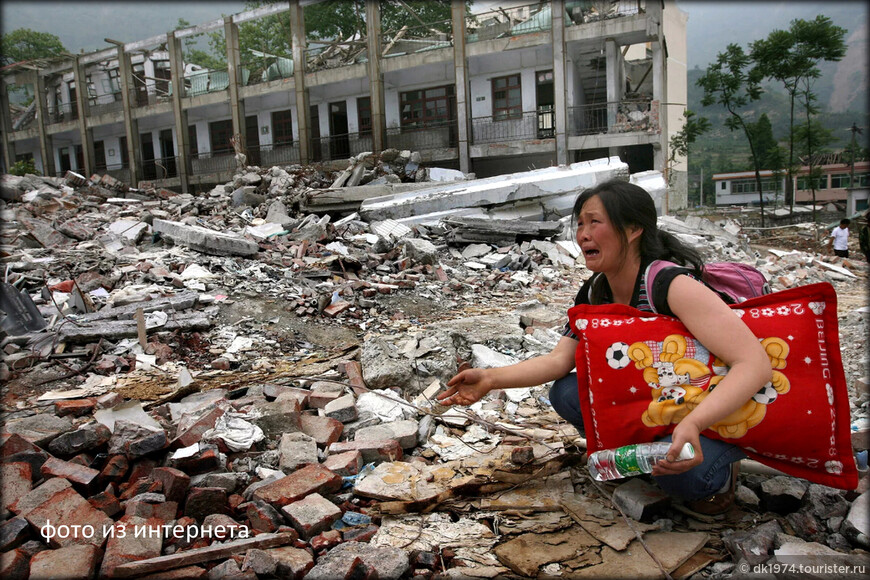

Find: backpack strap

[643,259,679,314]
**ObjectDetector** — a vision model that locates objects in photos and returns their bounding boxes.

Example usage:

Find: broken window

[400,85,454,130]
[492,73,521,121]
[271,109,294,146]
[357,97,372,136]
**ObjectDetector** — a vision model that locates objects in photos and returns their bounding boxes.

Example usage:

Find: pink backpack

[644,260,771,312]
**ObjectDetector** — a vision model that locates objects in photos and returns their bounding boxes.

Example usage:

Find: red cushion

[567,282,857,490]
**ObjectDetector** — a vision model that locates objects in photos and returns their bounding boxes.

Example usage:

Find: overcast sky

[1,1,866,69]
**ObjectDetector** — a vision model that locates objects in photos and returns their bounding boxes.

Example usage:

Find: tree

[697,44,770,225]
[1,28,67,65]
[747,113,787,207]
[751,16,847,210]
[668,109,710,191]
[175,19,226,71]
[795,114,835,234]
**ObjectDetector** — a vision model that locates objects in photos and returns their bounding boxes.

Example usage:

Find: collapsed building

[0,0,691,209]
[0,150,869,578]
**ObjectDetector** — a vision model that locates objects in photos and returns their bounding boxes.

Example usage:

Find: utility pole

[847,122,861,188]
[699,167,704,207]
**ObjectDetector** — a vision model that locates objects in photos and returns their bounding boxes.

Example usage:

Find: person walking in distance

[827,218,851,258]
[437,179,772,515]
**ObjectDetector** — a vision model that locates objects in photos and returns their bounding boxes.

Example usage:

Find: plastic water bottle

[587,441,695,481]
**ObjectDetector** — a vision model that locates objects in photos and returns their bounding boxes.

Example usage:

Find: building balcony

[247,142,301,167]
[46,102,78,124]
[190,151,236,175]
[567,99,658,136]
[386,121,458,154]
[471,108,554,145]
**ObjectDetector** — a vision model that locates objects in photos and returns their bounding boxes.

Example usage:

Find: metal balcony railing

[190,151,236,175]
[566,0,645,26]
[307,132,375,163]
[567,99,658,136]
[471,108,555,144]
[46,102,77,124]
[246,142,301,167]
[467,1,552,43]
[184,69,230,98]
[240,55,293,86]
[385,120,458,151]
[139,155,179,180]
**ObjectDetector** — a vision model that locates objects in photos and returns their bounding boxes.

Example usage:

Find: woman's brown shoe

[684,461,740,516]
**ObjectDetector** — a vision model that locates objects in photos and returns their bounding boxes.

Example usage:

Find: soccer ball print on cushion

[567,282,857,490]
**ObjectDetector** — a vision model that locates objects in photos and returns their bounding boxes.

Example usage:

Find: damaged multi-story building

[0,0,689,209]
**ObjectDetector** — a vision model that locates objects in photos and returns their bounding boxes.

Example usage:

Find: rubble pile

[1,162,869,579]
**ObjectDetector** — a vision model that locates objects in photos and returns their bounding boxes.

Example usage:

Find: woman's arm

[437,336,579,406]
[653,274,773,476]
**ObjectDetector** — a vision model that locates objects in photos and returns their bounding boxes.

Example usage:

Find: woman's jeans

[550,373,745,501]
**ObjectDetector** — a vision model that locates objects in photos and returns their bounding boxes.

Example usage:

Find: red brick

[252,464,342,509]
[119,478,161,500]
[88,490,122,517]
[308,390,342,409]
[323,301,351,317]
[41,457,100,494]
[151,467,190,503]
[0,548,29,580]
[29,544,101,580]
[95,392,123,409]
[342,524,378,542]
[99,454,129,481]
[185,487,229,521]
[68,454,93,467]
[173,405,226,448]
[266,546,314,580]
[17,482,113,548]
[0,517,31,551]
[342,361,367,395]
[1,433,43,456]
[170,446,221,475]
[309,529,342,552]
[202,514,247,541]
[228,493,245,511]
[322,450,363,476]
[264,385,310,407]
[246,501,284,533]
[54,399,96,417]
[327,439,403,464]
[281,493,342,540]
[2,462,32,511]
[300,415,343,448]
[125,497,178,520]
[126,459,157,486]
[100,515,163,578]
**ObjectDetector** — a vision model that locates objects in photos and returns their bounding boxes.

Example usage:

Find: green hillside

[685,67,869,205]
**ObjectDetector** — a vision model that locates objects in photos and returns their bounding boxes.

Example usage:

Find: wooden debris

[111,532,296,578]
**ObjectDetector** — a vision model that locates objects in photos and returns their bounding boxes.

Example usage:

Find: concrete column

[452,0,471,173]
[0,81,17,171]
[366,1,386,154]
[33,72,56,177]
[167,32,191,191]
[652,38,667,210]
[289,0,310,164]
[72,56,95,176]
[112,43,141,187]
[551,0,568,166]
[225,16,246,151]
[605,39,620,130]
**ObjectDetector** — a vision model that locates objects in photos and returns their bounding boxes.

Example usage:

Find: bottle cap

[676,442,695,461]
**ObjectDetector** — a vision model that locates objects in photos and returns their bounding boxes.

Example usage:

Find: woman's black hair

[573,179,704,302]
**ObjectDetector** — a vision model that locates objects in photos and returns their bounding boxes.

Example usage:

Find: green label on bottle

[613,445,641,475]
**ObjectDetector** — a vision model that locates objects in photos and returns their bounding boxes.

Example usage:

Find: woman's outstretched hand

[437,368,494,406]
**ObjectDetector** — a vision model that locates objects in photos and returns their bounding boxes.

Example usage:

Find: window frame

[399,85,455,130]
[271,109,294,146]
[208,119,234,154]
[491,73,522,121]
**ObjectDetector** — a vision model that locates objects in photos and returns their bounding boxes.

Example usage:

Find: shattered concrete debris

[1,156,868,579]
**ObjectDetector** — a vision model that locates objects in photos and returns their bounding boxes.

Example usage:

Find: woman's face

[575,195,627,273]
